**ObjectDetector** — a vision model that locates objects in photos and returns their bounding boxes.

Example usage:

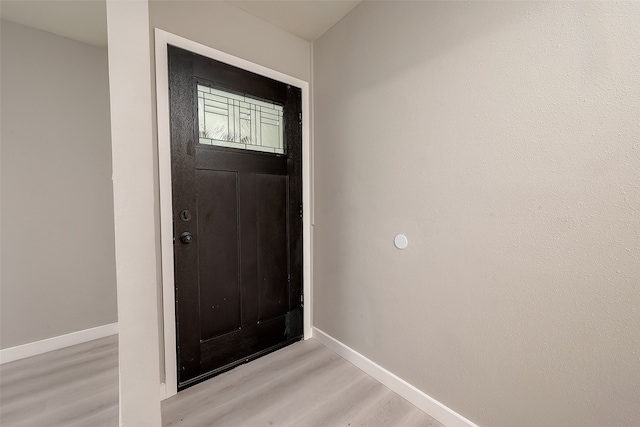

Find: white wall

[106,1,161,424]
[313,2,640,426]
[0,20,117,349]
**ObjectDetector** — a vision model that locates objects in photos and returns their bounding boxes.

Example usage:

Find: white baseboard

[159,382,167,400]
[312,327,479,427]
[0,323,118,364]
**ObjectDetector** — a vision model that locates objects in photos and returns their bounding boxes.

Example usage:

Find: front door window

[197,84,284,154]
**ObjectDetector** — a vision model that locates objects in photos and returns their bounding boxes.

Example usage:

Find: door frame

[154,29,312,399]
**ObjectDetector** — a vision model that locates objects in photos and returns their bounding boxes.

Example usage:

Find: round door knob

[180,232,193,244]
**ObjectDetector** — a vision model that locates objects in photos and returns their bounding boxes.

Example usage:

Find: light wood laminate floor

[162,339,442,426]
[1,336,443,427]
[0,335,119,427]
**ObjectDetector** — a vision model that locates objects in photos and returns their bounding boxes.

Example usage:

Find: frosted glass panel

[197,84,284,154]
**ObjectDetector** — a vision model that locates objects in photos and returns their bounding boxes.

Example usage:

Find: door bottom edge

[177,334,303,392]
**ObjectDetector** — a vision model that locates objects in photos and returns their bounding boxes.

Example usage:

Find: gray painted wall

[313,2,640,426]
[1,20,117,349]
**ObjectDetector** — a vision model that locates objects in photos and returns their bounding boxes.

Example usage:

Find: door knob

[180,232,193,244]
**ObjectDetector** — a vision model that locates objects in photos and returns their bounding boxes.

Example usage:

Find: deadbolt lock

[179,210,192,222]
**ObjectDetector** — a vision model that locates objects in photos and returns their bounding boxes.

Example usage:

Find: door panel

[169,45,303,390]
[196,169,240,340]
[256,174,289,322]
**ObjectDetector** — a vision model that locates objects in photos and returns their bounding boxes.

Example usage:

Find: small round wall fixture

[394,234,408,250]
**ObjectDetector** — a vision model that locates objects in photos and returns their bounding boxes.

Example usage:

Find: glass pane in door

[197,84,284,154]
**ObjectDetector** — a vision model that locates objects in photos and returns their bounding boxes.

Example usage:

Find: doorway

[168,45,302,390]
[155,30,312,398]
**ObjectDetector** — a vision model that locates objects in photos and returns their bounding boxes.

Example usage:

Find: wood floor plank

[298,375,388,427]
[352,389,420,426]
[219,356,354,426]
[0,335,119,427]
[161,339,444,427]
[162,342,331,425]
[254,362,370,426]
[1,335,443,427]
[164,347,348,426]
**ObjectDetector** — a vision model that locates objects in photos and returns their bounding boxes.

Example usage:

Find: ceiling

[231,1,360,42]
[0,0,360,47]
[0,0,108,47]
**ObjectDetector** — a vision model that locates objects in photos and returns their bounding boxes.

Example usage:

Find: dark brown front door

[168,45,303,390]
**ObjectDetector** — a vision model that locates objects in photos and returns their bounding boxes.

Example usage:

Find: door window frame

[154,29,312,400]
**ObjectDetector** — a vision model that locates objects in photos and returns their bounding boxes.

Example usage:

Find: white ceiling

[0,0,360,47]
[0,0,108,47]
[230,1,360,42]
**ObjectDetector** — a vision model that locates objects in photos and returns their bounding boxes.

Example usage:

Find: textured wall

[313,2,640,426]
[0,20,117,349]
